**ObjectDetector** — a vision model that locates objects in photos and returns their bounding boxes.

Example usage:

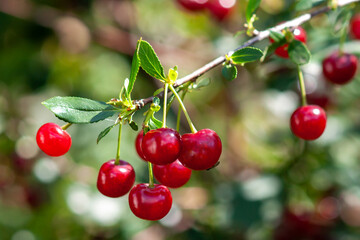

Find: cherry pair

[177,0,236,21]
[97,159,172,221]
[137,128,222,168]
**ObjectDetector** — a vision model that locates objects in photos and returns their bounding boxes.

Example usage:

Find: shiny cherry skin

[179,129,222,170]
[177,0,208,11]
[36,123,72,157]
[350,14,360,39]
[153,160,192,188]
[141,128,181,165]
[290,105,327,140]
[97,159,135,198]
[269,26,307,58]
[322,52,358,85]
[128,183,172,221]
[135,130,146,161]
[207,0,236,21]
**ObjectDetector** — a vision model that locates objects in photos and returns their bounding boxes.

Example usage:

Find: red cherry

[97,160,135,198]
[179,129,222,170]
[269,26,307,58]
[153,160,192,188]
[290,105,327,140]
[128,183,172,221]
[322,51,358,85]
[141,128,181,165]
[350,14,360,39]
[135,130,146,161]
[36,123,72,157]
[177,0,208,11]
[207,0,236,21]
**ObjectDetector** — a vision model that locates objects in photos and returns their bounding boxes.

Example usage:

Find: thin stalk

[148,162,154,188]
[162,83,169,128]
[115,121,123,165]
[61,123,72,130]
[169,85,197,133]
[176,88,188,132]
[297,66,307,106]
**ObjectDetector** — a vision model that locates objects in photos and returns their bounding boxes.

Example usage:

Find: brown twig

[136,0,359,108]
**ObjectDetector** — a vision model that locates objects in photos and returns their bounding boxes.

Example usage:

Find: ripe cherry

[207,0,236,21]
[153,160,192,188]
[36,123,72,157]
[269,26,307,58]
[177,0,208,11]
[322,51,358,85]
[179,129,222,170]
[135,130,146,161]
[141,128,181,165]
[97,160,135,198]
[128,183,172,221]
[290,105,326,140]
[350,14,360,39]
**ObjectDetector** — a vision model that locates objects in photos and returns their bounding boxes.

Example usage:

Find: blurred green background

[1,0,360,239]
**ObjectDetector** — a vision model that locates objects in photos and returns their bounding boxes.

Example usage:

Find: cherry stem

[148,162,154,188]
[297,65,307,106]
[61,123,72,130]
[169,85,197,133]
[162,83,169,128]
[176,88,188,132]
[115,121,123,165]
[339,13,351,55]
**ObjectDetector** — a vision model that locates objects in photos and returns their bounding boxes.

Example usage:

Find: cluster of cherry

[269,17,359,141]
[176,0,236,21]
[36,123,222,220]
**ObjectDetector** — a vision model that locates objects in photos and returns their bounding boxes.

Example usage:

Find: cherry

[207,0,236,21]
[128,183,172,221]
[135,130,146,161]
[97,159,135,198]
[290,105,326,140]
[153,160,192,188]
[269,26,307,58]
[177,0,208,11]
[36,123,72,157]
[179,129,222,170]
[322,51,358,85]
[141,128,181,165]
[350,14,360,39]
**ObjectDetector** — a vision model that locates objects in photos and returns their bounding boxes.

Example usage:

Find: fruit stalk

[297,66,307,106]
[148,162,154,188]
[115,121,123,165]
[61,122,72,130]
[169,85,197,133]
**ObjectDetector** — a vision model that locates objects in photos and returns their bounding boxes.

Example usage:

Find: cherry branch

[136,0,359,108]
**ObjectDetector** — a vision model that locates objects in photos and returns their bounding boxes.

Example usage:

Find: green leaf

[127,40,141,99]
[129,121,138,131]
[222,64,238,81]
[246,0,261,22]
[153,88,164,96]
[42,96,120,124]
[139,40,166,80]
[288,40,311,65]
[190,78,211,90]
[148,116,163,130]
[295,0,325,11]
[332,7,352,35]
[97,124,117,144]
[269,31,285,43]
[230,47,263,64]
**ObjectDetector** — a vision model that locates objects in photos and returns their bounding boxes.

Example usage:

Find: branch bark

[136,0,359,108]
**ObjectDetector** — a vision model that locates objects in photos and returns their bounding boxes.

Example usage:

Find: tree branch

[136,0,359,108]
